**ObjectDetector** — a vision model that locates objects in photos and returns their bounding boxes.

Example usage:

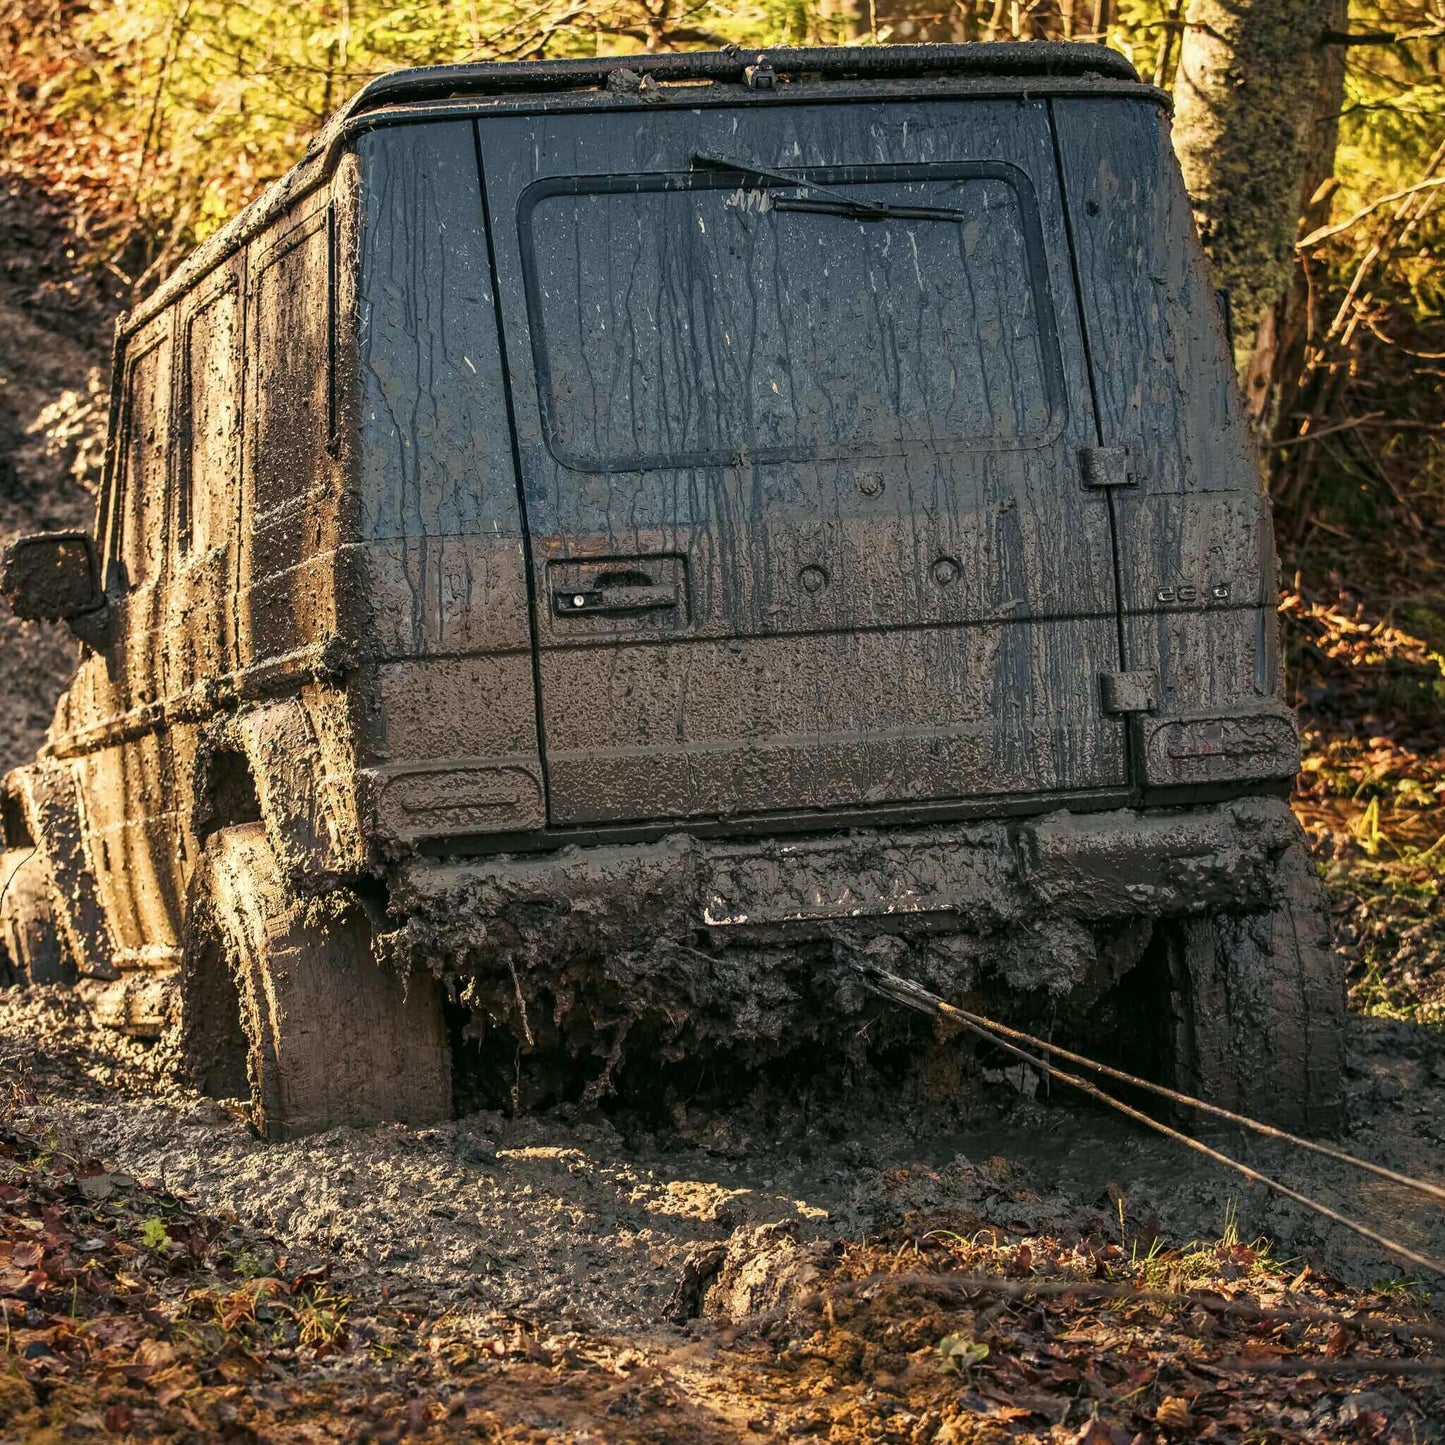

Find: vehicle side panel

[240,196,340,674]
[56,306,188,966]
[36,175,363,978]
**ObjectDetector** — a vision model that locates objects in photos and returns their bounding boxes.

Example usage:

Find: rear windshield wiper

[691,150,966,223]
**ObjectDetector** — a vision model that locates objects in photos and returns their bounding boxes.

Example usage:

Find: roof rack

[341,42,1138,120]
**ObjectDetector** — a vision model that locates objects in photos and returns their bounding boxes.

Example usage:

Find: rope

[850,959,1445,1280]
[866,965,1445,1207]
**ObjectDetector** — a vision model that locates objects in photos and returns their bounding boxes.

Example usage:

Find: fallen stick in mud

[1210,1357,1445,1377]
[847,956,1445,1280]
[798,1271,1445,1347]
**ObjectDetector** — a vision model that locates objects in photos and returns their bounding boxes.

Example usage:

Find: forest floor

[3,167,1445,1443]
[1,948,1444,1443]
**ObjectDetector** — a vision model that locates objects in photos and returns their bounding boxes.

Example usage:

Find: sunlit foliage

[3,1,1178,281]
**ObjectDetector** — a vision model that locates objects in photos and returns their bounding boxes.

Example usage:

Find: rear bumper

[390,795,1302,955]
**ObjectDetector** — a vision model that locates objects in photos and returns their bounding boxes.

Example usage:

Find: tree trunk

[1170,0,1348,423]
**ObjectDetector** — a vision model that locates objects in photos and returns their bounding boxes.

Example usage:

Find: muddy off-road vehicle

[0,43,1344,1139]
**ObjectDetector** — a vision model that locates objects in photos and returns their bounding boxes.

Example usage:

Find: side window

[251,217,330,517]
[116,334,171,589]
[180,285,241,553]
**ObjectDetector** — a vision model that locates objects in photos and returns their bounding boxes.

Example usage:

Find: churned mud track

[3,987,1444,1442]
[3,984,1443,1329]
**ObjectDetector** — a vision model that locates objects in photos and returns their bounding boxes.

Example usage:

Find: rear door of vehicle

[476,97,1126,827]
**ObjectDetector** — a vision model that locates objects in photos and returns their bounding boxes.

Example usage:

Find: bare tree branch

[1299,176,1445,249]
[1322,23,1445,46]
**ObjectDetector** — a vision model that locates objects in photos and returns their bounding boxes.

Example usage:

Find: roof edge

[339,43,1138,120]
[119,45,1147,340]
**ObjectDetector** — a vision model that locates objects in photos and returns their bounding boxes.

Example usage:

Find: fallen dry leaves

[1282,583,1445,1025]
[725,1225,1445,1443]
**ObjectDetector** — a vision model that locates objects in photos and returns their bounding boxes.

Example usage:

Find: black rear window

[520,163,1065,473]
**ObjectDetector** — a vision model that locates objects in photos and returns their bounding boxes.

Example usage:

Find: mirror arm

[68,602,114,653]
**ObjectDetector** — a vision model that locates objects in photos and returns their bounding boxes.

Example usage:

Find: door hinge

[1101,670,1159,715]
[1080,446,1134,489]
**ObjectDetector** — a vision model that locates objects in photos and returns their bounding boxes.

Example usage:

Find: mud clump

[385,804,1300,1116]
[699,1221,829,1325]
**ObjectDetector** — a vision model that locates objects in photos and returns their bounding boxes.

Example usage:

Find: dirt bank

[0,177,113,773]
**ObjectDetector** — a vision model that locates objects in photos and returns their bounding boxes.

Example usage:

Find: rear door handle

[554,583,678,616]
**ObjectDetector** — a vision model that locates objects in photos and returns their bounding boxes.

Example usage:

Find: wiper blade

[690,150,964,223]
[772,196,967,223]
[692,149,888,216]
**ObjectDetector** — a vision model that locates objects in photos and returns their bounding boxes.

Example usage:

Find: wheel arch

[1,761,116,979]
[194,694,365,895]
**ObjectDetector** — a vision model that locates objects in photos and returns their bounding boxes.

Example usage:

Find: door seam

[473,119,554,823]
[1048,97,1137,798]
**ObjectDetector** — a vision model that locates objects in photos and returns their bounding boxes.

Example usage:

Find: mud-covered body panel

[346,117,546,844]
[5,176,359,1006]
[381,796,1311,1094]
[1050,97,1294,790]
[392,796,1297,950]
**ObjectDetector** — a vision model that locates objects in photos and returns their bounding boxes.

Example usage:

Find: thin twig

[1299,176,1445,249]
[738,1269,1445,1354]
[1360,315,1445,361]
[1274,412,1387,447]
[1325,137,1445,349]
[1212,1356,1445,1377]
[840,1272,1445,1346]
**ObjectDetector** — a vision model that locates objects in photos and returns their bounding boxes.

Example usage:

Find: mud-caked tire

[1165,835,1345,1134]
[181,823,451,1140]
[0,849,75,987]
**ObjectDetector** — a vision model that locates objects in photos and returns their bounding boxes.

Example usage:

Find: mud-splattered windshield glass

[519,164,1063,474]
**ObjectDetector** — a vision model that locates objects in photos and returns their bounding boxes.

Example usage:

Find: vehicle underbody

[362,795,1341,1127]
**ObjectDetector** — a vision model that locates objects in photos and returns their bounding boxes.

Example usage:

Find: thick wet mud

[3,986,1441,1334]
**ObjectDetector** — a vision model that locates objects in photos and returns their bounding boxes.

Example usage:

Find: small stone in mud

[78,1173,117,1200]
[183,1099,238,1127]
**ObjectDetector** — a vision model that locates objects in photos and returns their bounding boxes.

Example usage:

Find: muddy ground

[3,979,1444,1442]
[5,981,1444,1333]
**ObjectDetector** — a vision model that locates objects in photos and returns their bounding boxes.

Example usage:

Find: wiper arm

[772,196,967,223]
[690,151,964,223]
[692,150,888,216]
